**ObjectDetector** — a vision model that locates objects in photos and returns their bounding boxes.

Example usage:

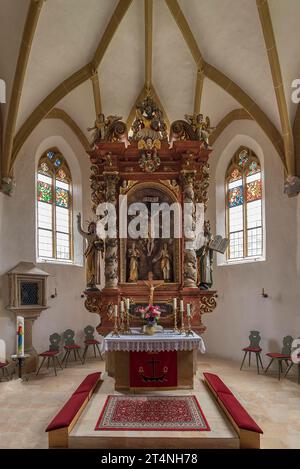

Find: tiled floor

[0,355,299,449]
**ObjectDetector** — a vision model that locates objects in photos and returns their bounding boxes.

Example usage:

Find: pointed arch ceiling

[1,0,300,178]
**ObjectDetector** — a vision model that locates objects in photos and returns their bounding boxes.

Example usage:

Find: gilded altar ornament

[77,213,104,290]
[131,90,168,142]
[139,145,161,173]
[128,242,140,282]
[88,113,129,148]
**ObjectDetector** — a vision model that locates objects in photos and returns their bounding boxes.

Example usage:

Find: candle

[180,300,184,312]
[120,300,125,313]
[125,298,130,310]
[187,303,191,317]
[16,316,24,357]
[114,305,118,318]
[173,298,177,310]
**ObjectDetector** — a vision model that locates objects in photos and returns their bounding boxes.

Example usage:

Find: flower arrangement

[138,304,161,325]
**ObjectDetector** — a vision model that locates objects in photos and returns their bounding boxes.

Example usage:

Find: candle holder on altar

[123,299,132,335]
[185,313,194,336]
[111,305,120,337]
[172,301,179,333]
[179,307,185,335]
[119,301,125,333]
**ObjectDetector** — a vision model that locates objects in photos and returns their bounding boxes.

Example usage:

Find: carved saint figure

[77,213,104,290]
[154,243,171,282]
[128,242,140,282]
[196,220,213,289]
[144,271,164,305]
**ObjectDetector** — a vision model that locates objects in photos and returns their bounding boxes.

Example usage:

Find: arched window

[37,148,72,261]
[226,147,263,261]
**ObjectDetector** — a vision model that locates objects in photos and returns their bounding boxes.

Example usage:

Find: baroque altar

[83,91,218,336]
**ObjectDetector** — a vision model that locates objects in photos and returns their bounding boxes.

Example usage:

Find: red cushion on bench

[218,392,263,434]
[45,392,88,432]
[203,372,232,394]
[73,372,101,395]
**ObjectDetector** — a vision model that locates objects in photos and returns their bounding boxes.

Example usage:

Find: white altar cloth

[102,329,205,353]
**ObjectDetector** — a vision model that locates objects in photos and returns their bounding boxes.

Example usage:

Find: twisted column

[181,170,197,288]
[103,172,119,288]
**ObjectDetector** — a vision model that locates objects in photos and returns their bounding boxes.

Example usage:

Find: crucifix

[143,271,164,305]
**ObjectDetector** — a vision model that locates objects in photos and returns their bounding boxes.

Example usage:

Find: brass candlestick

[173,305,179,333]
[112,309,120,337]
[185,313,194,336]
[179,308,185,334]
[123,304,132,335]
[119,309,125,333]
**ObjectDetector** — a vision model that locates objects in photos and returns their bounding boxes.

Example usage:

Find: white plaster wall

[204,120,300,361]
[0,120,100,358]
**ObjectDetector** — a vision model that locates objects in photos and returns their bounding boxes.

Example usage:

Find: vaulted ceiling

[1,0,300,179]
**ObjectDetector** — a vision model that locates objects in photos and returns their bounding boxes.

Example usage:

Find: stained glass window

[37,148,72,261]
[226,147,263,260]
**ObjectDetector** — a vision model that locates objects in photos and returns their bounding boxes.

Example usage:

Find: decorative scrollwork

[199,295,217,314]
[90,165,106,213]
[194,162,210,211]
[84,296,102,315]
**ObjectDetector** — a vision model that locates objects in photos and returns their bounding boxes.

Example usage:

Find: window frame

[225,146,263,262]
[36,148,73,263]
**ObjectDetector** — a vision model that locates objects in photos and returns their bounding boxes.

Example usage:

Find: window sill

[217,257,265,267]
[37,258,83,267]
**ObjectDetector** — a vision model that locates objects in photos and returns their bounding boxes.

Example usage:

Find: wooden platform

[68,375,239,449]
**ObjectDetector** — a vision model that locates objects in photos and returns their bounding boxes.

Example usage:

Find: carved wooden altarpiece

[84,98,217,335]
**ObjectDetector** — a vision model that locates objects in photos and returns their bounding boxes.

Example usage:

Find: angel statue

[185,113,214,149]
[87,113,105,146]
[77,213,104,290]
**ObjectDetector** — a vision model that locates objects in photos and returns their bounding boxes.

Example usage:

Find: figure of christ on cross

[143,271,164,305]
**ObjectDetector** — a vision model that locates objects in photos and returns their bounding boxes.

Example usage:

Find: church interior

[1,0,300,452]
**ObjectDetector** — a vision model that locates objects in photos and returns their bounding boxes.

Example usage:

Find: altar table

[102,329,205,391]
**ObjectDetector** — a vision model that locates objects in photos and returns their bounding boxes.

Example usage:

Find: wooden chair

[265,335,293,380]
[36,333,63,376]
[82,325,103,364]
[62,329,82,368]
[284,337,300,384]
[240,330,263,374]
[0,360,11,381]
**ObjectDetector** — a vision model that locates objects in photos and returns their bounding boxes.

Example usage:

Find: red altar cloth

[129,351,177,387]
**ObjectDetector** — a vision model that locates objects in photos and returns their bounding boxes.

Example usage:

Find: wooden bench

[203,372,263,449]
[46,372,101,448]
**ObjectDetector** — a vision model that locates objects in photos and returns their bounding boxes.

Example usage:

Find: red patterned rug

[95,395,210,431]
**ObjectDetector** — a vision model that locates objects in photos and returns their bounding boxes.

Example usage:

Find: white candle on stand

[125,298,130,310]
[180,300,184,312]
[16,316,24,356]
[173,298,177,310]
[120,300,124,313]
[114,305,118,318]
[186,303,191,317]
